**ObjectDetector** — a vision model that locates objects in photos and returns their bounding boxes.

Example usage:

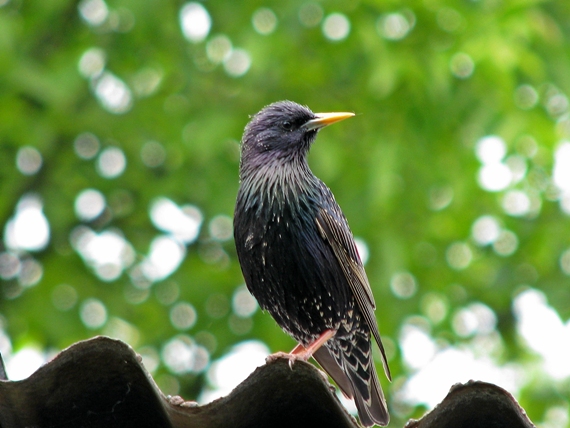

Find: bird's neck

[239,153,319,207]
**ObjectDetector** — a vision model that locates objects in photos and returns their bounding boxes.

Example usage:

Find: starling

[234,101,391,426]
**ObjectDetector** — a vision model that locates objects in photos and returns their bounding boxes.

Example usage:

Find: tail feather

[313,340,389,427]
[313,347,353,398]
[349,360,388,427]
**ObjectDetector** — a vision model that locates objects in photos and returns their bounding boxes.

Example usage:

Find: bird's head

[240,101,354,169]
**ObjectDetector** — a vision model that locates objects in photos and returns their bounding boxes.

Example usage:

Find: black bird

[234,101,391,426]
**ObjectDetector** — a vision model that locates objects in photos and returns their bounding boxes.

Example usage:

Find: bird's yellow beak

[303,111,355,131]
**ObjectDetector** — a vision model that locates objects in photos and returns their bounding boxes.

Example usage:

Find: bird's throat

[241,157,318,213]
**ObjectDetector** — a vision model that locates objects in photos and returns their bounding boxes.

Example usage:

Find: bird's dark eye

[281,121,293,131]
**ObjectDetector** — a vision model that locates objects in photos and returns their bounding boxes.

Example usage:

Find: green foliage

[1,0,570,426]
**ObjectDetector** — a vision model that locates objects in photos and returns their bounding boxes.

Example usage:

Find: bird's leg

[290,329,336,359]
[266,329,336,368]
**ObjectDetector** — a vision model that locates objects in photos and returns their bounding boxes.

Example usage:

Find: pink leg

[266,329,336,368]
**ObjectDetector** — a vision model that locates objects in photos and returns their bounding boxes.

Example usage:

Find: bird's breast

[234,173,354,343]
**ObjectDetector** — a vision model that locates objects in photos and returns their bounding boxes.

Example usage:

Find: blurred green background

[1,0,570,426]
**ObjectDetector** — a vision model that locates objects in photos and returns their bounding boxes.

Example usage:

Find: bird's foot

[167,395,198,408]
[265,329,337,370]
[266,351,309,369]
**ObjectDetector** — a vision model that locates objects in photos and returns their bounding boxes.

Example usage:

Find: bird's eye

[281,121,292,131]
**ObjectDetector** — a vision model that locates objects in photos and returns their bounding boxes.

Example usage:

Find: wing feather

[316,207,391,381]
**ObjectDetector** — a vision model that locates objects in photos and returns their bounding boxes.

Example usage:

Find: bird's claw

[167,395,198,408]
[266,351,308,369]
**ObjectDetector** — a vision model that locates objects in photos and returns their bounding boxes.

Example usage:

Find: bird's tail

[313,338,389,427]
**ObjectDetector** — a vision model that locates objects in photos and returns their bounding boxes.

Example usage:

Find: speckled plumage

[234,101,391,426]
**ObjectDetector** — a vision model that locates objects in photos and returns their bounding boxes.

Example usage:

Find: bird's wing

[316,207,391,380]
